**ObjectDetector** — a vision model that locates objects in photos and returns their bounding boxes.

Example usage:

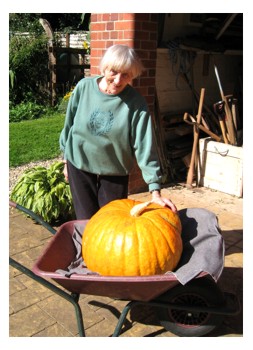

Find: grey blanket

[56,208,224,285]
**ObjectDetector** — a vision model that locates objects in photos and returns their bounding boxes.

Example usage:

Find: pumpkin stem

[130,200,153,217]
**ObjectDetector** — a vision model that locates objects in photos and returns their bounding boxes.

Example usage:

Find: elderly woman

[60,44,177,219]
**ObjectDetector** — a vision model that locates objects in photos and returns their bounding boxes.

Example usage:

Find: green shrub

[10,162,75,223]
[9,102,48,122]
[9,33,49,105]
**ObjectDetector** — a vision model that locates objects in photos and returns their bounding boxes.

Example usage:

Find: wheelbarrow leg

[112,301,139,337]
[71,293,85,337]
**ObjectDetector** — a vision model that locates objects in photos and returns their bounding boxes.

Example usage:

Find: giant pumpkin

[82,199,182,276]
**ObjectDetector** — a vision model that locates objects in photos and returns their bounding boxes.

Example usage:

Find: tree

[9,13,91,33]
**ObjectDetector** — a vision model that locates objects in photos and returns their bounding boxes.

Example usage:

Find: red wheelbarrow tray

[32,214,221,302]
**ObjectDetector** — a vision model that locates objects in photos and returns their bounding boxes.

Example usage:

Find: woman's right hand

[63,162,68,182]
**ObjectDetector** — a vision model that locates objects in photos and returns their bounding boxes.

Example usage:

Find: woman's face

[104,68,133,94]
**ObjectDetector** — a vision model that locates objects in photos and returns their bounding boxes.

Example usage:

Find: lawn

[9,113,65,167]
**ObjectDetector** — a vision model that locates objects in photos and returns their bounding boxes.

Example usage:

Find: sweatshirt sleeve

[59,83,81,155]
[131,108,162,192]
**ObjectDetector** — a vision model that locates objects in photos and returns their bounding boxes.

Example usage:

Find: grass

[9,113,65,167]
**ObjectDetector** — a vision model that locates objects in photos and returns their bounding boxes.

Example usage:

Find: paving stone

[9,276,27,295]
[9,287,41,313]
[225,253,243,268]
[222,229,243,246]
[218,214,243,230]
[15,273,54,300]
[9,304,56,337]
[83,294,117,311]
[36,294,105,336]
[9,265,22,278]
[84,319,117,337]
[32,323,74,337]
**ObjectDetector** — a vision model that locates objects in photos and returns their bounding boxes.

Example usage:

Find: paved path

[9,185,243,337]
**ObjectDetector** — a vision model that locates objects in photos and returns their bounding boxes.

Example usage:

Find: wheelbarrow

[9,200,240,337]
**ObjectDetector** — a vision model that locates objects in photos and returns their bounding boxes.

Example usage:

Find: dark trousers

[67,161,129,219]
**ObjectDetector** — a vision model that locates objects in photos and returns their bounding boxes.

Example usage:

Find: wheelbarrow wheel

[155,277,225,337]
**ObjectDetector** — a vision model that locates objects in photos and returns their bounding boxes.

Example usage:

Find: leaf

[10,161,74,223]
[26,196,33,209]
[49,161,64,172]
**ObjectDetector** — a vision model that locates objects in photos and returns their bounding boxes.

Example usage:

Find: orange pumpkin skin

[82,199,182,276]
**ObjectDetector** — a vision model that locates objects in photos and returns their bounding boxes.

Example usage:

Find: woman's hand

[151,190,177,213]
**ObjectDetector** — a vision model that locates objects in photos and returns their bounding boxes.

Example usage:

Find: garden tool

[184,112,221,142]
[214,65,236,145]
[186,88,205,188]
[213,101,229,144]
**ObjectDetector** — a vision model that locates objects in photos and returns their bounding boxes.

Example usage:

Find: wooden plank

[49,46,87,54]
[51,64,90,69]
[198,137,243,197]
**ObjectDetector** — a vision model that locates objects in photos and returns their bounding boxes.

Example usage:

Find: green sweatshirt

[59,76,162,192]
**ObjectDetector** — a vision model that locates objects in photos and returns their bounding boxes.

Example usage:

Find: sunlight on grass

[9,113,65,167]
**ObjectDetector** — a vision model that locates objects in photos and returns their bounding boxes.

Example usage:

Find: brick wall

[90,13,158,194]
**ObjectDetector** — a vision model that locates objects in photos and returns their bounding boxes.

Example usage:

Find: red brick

[97,14,103,22]
[102,13,111,22]
[139,77,155,86]
[91,31,98,41]
[142,59,156,69]
[148,86,155,95]
[128,175,148,194]
[124,30,135,39]
[106,22,114,31]
[141,21,157,32]
[141,41,157,50]
[109,31,116,39]
[110,40,134,47]
[105,41,114,49]
[90,49,103,58]
[90,57,101,67]
[150,14,158,22]
[92,40,107,49]
[115,21,135,31]
[136,31,150,40]
[118,31,124,40]
[150,51,157,60]
[135,13,151,21]
[148,69,156,77]
[122,13,135,20]
[134,21,141,31]
[133,40,141,49]
[144,95,155,105]
[92,22,106,31]
[91,14,97,22]
[150,32,157,41]
[102,32,110,40]
[110,13,119,21]
[137,51,149,60]
[136,86,148,95]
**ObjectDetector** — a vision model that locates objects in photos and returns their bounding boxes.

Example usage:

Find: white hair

[99,44,144,79]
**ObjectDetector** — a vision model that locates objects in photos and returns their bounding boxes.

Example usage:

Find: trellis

[48,42,90,106]
[39,18,90,106]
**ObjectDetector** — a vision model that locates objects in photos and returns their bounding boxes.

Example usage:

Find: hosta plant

[10,161,74,223]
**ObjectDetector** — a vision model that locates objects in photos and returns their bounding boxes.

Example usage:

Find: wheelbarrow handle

[9,200,56,235]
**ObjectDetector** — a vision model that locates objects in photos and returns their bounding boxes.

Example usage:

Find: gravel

[9,157,62,194]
